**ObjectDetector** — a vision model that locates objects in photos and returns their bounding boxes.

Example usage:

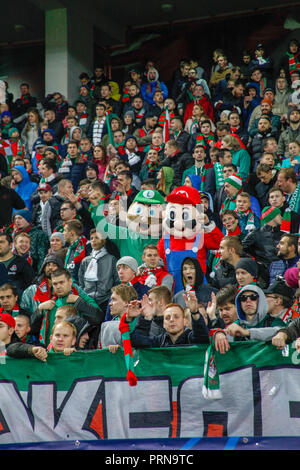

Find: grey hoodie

[233,284,282,342]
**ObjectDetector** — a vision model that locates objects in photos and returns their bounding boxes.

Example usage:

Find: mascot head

[126,189,165,238]
[163,186,204,239]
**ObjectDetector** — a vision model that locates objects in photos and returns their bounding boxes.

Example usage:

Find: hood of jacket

[235,284,268,326]
[180,256,204,289]
[147,67,159,83]
[66,315,96,349]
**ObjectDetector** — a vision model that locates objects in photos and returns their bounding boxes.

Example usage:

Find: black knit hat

[235,258,258,278]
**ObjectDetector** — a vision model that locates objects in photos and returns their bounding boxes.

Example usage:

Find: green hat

[260,206,281,226]
[133,189,165,205]
[8,127,19,137]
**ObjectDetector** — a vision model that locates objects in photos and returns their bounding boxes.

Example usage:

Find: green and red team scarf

[137,127,153,151]
[104,169,116,186]
[202,335,222,400]
[159,110,175,127]
[146,80,161,96]
[225,222,242,237]
[214,162,225,190]
[235,208,256,232]
[11,223,34,240]
[20,93,31,105]
[10,139,25,158]
[280,208,292,233]
[287,52,300,74]
[33,276,53,303]
[0,304,20,318]
[64,235,88,268]
[121,88,130,103]
[0,138,10,157]
[115,187,133,201]
[77,112,87,126]
[198,163,213,190]
[39,285,80,345]
[146,159,159,176]
[196,132,215,149]
[119,312,138,386]
[150,143,164,153]
[221,194,239,212]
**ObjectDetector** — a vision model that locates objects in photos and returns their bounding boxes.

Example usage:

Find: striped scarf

[196,132,215,149]
[214,162,225,189]
[287,52,300,74]
[39,285,80,345]
[159,110,175,127]
[146,159,159,176]
[64,235,87,268]
[0,304,19,318]
[119,313,138,386]
[287,184,300,213]
[235,209,256,232]
[221,190,241,212]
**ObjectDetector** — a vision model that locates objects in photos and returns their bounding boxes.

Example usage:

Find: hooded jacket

[12,165,38,211]
[66,315,98,350]
[141,68,168,105]
[173,256,217,309]
[233,284,284,341]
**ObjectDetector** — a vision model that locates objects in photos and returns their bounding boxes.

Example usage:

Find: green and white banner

[0,341,299,444]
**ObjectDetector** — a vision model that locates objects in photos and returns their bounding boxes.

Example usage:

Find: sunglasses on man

[239,293,259,302]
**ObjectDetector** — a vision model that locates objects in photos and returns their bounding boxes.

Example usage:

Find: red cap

[38,183,52,192]
[0,313,15,329]
[167,186,201,205]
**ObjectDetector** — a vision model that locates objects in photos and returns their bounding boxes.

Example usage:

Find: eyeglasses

[240,294,259,302]
[266,295,278,300]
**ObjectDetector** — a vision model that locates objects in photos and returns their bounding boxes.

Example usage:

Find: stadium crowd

[1,40,300,361]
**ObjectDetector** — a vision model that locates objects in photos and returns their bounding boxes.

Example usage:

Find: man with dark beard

[278,106,300,158]
[269,234,299,285]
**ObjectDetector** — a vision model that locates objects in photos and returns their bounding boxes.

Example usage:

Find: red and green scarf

[0,304,20,318]
[287,52,300,74]
[39,285,80,345]
[221,189,242,212]
[235,208,256,232]
[196,132,215,149]
[146,159,159,176]
[64,235,88,268]
[119,312,138,386]
[33,276,53,304]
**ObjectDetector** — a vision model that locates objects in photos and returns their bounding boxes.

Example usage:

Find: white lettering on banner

[2,366,300,443]
[259,367,300,436]
[104,378,172,439]
[179,367,255,437]
[0,378,104,444]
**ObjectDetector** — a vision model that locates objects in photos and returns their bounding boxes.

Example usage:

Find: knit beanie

[1,111,12,119]
[50,232,65,246]
[13,209,32,223]
[235,258,258,278]
[225,174,243,191]
[125,135,138,146]
[260,206,281,226]
[124,110,135,120]
[45,146,58,155]
[116,256,138,274]
[8,127,19,137]
[287,106,300,122]
[261,97,273,107]
[87,162,99,175]
[284,267,299,288]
